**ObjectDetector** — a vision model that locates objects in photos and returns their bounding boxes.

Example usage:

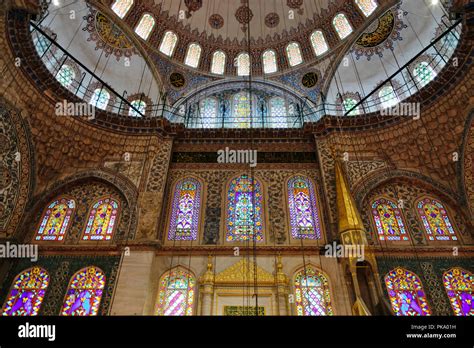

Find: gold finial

[275,254,289,285]
[335,160,365,234]
[206,255,213,271]
[199,255,214,285]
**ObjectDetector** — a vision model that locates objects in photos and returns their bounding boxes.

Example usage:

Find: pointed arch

[384,267,431,316]
[293,266,333,316]
[287,175,323,240]
[2,267,49,316]
[156,267,195,316]
[225,174,264,242]
[82,197,120,241]
[61,266,106,316]
[167,177,202,241]
[370,197,409,241]
[34,197,75,242]
[443,267,473,316]
[415,197,458,241]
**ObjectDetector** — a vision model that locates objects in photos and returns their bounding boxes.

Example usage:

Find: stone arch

[20,169,138,243]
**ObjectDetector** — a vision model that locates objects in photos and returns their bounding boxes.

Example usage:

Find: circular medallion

[265,13,280,28]
[169,73,186,89]
[209,14,224,29]
[302,72,319,88]
[0,134,10,154]
[0,165,11,189]
[235,5,253,25]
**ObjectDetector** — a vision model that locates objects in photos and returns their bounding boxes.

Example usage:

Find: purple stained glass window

[168,178,201,241]
[385,267,431,316]
[2,267,49,316]
[443,268,473,316]
[157,269,195,316]
[294,267,333,316]
[371,198,409,241]
[288,176,322,240]
[417,198,457,241]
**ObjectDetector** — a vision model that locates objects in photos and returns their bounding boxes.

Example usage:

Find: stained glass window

[135,14,155,41]
[356,0,378,17]
[294,267,333,316]
[129,99,146,117]
[269,97,287,128]
[184,43,202,68]
[416,198,457,241]
[2,267,49,316]
[310,31,329,56]
[82,198,119,241]
[286,42,303,67]
[159,30,178,56]
[233,92,251,128]
[168,178,201,241]
[61,266,105,316]
[35,198,75,241]
[211,50,226,75]
[200,97,218,128]
[156,268,195,316]
[34,36,49,56]
[371,198,409,241]
[226,175,264,242]
[343,97,359,116]
[262,50,278,74]
[385,267,431,316]
[414,62,436,87]
[333,13,353,40]
[111,0,133,19]
[56,65,75,87]
[443,268,474,316]
[236,53,250,76]
[288,176,322,240]
[379,85,399,108]
[90,88,110,110]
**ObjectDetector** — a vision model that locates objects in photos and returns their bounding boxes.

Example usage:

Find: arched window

[262,50,278,74]
[343,97,359,116]
[443,268,473,316]
[385,267,431,316]
[413,62,436,87]
[211,50,226,75]
[61,266,105,316]
[233,92,251,128]
[184,43,202,68]
[56,65,75,87]
[294,267,333,316]
[200,97,218,128]
[269,97,287,128]
[355,0,378,17]
[236,52,250,76]
[226,175,264,242]
[168,178,202,241]
[333,13,353,40]
[310,31,329,56]
[35,197,75,241]
[156,268,195,316]
[379,85,399,108]
[159,31,178,56]
[2,267,49,316]
[135,14,155,41]
[371,198,409,241]
[111,0,133,19]
[129,99,146,117]
[286,42,303,67]
[90,88,110,110]
[416,198,457,241]
[82,198,119,241]
[34,36,49,56]
[287,176,322,240]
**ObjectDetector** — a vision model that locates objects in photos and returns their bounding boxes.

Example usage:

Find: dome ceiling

[150,0,331,43]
